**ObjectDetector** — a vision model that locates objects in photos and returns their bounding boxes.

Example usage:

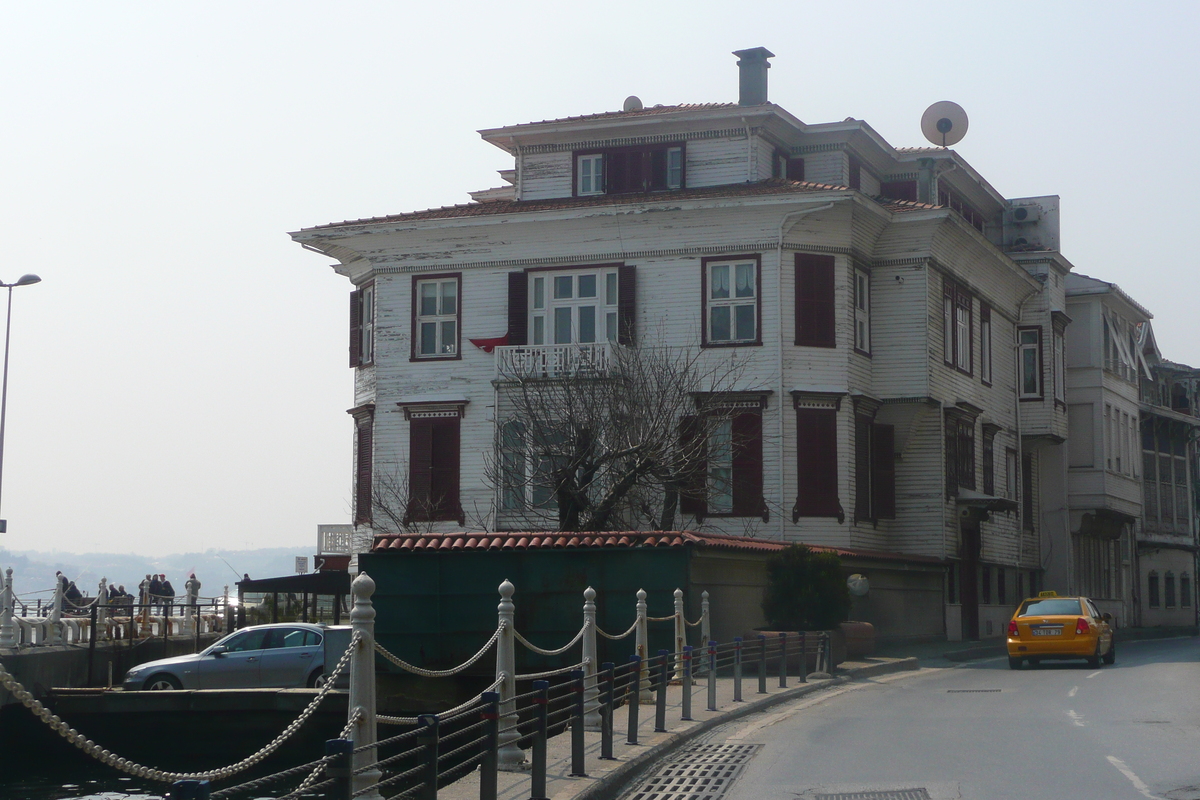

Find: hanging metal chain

[373,623,502,677]
[377,676,503,726]
[0,631,360,783]
[512,621,586,656]
[595,619,638,640]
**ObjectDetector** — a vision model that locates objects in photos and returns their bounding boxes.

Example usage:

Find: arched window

[1147,571,1160,608]
[1165,571,1177,608]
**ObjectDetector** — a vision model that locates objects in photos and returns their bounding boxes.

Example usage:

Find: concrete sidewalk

[439,655,919,800]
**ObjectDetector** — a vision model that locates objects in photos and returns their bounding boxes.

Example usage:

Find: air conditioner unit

[1009,206,1041,224]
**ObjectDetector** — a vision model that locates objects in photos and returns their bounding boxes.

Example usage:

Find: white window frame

[1019,327,1042,399]
[1006,449,1019,500]
[415,278,459,358]
[707,418,734,514]
[706,259,758,344]
[577,154,604,196]
[529,268,619,346]
[955,300,970,370]
[854,269,870,354]
[666,147,683,189]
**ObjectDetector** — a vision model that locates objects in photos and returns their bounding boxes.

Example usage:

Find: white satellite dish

[623,95,644,112]
[921,101,969,147]
[847,573,870,597]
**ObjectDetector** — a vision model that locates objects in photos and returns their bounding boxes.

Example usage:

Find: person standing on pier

[148,574,163,611]
[160,574,175,615]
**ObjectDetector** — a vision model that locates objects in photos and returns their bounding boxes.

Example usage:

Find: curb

[574,657,919,800]
[939,627,1198,663]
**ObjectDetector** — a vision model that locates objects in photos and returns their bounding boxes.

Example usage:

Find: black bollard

[733,637,743,702]
[480,691,499,800]
[324,738,353,800]
[778,632,787,688]
[625,655,641,745]
[758,634,767,694]
[170,780,211,800]
[416,714,439,800]
[655,649,669,732]
[600,662,616,760]
[570,669,587,777]
[799,630,807,683]
[531,681,549,800]
[707,640,718,712]
[681,645,693,721]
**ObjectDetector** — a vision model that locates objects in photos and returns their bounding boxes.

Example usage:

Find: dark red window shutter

[349,289,363,368]
[408,420,434,521]
[731,412,766,519]
[872,423,896,519]
[507,272,528,346]
[795,254,836,348]
[649,149,667,190]
[793,408,841,521]
[430,418,462,523]
[617,264,636,345]
[786,158,805,182]
[607,150,635,193]
[678,415,707,518]
[944,417,958,498]
[854,416,871,521]
[880,180,918,202]
[354,416,373,525]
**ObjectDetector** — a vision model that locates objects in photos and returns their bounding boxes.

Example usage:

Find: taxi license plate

[1032,629,1062,636]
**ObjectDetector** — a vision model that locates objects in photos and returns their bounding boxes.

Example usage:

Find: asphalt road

[697,637,1200,800]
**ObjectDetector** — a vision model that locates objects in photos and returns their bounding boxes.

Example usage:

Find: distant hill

[0,546,315,606]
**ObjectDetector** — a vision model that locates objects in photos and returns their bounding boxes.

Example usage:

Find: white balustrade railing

[494,342,619,380]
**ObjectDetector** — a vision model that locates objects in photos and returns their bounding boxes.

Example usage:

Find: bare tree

[488,340,763,532]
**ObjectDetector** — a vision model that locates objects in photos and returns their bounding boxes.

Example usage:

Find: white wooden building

[291,48,1080,641]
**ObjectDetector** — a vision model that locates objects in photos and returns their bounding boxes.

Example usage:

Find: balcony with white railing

[494,342,620,380]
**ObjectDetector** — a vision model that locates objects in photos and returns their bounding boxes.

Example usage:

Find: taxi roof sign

[1037,590,1058,597]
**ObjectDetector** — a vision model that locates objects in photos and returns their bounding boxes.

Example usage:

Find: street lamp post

[0,274,41,534]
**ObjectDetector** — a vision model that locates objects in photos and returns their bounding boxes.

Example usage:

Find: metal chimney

[733,47,775,105]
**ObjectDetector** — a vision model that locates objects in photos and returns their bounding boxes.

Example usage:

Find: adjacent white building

[292,49,1091,641]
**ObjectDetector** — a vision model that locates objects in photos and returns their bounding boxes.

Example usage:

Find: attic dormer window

[573,143,685,196]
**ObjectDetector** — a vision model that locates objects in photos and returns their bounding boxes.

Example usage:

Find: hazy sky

[0,2,1195,555]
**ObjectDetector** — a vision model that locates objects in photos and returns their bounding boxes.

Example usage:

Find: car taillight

[1076,618,1090,635]
[1007,620,1019,638]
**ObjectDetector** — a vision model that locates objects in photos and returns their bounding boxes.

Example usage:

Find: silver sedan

[121,623,327,690]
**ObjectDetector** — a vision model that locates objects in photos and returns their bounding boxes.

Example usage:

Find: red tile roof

[369,530,944,565]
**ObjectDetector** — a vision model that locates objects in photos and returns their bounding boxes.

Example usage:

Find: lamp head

[13,274,40,287]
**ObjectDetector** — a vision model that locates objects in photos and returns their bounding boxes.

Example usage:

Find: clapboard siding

[687,136,751,187]
[520,152,573,200]
[803,150,846,187]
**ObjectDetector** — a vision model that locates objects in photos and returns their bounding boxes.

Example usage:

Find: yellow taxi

[1006,591,1115,670]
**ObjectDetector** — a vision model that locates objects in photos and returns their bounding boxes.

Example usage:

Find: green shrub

[761,545,852,631]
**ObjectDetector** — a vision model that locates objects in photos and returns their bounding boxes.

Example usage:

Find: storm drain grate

[814,790,932,800]
[625,744,761,800]
[946,689,1001,693]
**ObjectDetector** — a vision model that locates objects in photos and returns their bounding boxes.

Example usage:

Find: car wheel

[1087,642,1102,668]
[1102,640,1116,665]
[1008,656,1023,670]
[307,667,326,688]
[145,673,182,691]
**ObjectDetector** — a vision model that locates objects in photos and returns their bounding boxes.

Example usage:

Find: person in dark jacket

[64,581,83,605]
[160,574,175,614]
[148,574,163,612]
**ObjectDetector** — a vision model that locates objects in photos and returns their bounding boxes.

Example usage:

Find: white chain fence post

[183,575,200,635]
[496,579,523,769]
[672,588,685,681]
[348,572,382,800]
[701,590,711,679]
[0,568,15,648]
[47,577,63,646]
[97,578,109,641]
[582,586,600,730]
[635,588,651,703]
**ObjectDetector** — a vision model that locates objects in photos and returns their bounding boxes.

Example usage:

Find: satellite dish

[623,95,644,112]
[921,101,969,147]
[847,574,870,597]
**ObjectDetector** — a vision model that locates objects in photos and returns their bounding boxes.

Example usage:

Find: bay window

[1019,327,1043,399]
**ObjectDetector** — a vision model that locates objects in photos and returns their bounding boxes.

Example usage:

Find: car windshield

[1018,598,1083,617]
